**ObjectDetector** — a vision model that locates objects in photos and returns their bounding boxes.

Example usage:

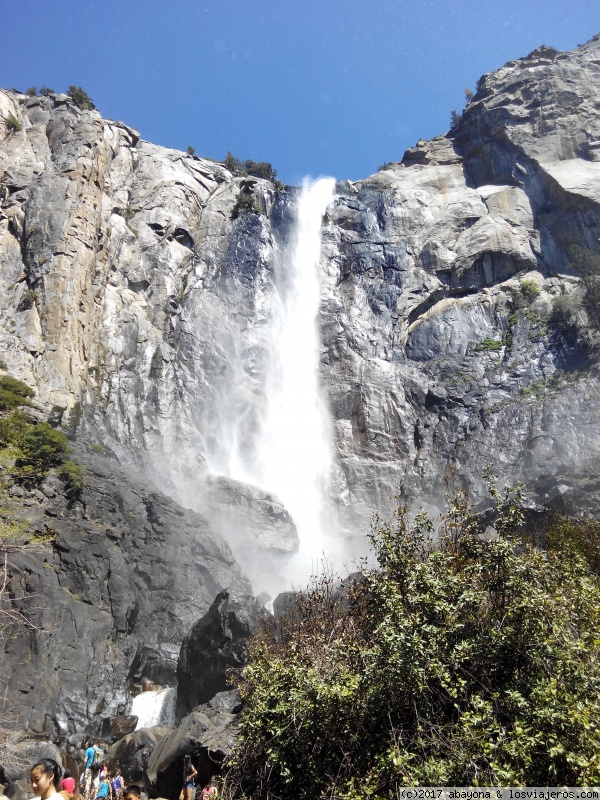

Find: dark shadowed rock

[105,726,171,784]
[176,592,266,719]
[0,451,251,737]
[146,693,241,799]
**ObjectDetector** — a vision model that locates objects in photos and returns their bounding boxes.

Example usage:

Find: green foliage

[224,486,600,797]
[569,245,600,329]
[0,377,34,411]
[450,109,462,127]
[544,512,600,574]
[231,192,261,220]
[64,401,83,440]
[58,459,84,498]
[39,86,55,97]
[124,204,135,221]
[186,145,196,156]
[25,87,37,97]
[223,151,279,185]
[519,278,540,302]
[5,113,22,133]
[19,422,68,474]
[475,338,503,352]
[224,151,245,175]
[549,295,577,329]
[464,87,474,102]
[17,288,36,311]
[67,85,95,110]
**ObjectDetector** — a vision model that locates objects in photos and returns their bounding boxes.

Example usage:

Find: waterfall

[228,177,337,585]
[131,687,176,730]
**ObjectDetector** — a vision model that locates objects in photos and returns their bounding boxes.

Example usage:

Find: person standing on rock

[82,743,97,799]
[179,756,197,800]
[30,758,63,800]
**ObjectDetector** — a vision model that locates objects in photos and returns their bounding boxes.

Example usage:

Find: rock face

[2,35,600,739]
[176,591,266,718]
[0,446,250,737]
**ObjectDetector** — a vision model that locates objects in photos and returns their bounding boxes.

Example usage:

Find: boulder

[104,726,171,784]
[176,591,266,718]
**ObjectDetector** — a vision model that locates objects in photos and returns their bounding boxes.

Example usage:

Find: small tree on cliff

[67,85,95,110]
[223,485,600,797]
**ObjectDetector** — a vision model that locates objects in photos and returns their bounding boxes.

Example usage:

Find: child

[95,773,111,800]
[111,770,124,800]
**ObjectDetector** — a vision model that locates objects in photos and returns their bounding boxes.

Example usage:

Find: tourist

[201,777,218,799]
[111,769,124,800]
[61,770,76,794]
[82,743,98,799]
[123,785,142,800]
[30,758,63,800]
[95,773,111,800]
[180,756,197,800]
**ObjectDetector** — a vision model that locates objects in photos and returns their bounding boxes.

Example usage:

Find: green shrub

[25,87,37,97]
[65,401,83,440]
[0,410,29,447]
[58,459,84,498]
[186,145,196,156]
[17,288,36,311]
[244,159,277,182]
[223,151,245,175]
[475,337,503,352]
[569,245,600,329]
[464,87,474,102]
[19,422,68,473]
[520,278,540,302]
[5,113,22,133]
[550,295,577,329]
[67,85,95,110]
[231,192,260,220]
[450,109,461,127]
[224,486,600,795]
[39,86,55,97]
[0,377,34,411]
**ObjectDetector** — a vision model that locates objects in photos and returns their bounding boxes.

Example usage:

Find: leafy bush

[475,337,503,352]
[67,85,95,110]
[18,422,68,473]
[39,86,55,97]
[0,377,34,411]
[569,245,600,329]
[186,145,196,156]
[224,151,245,175]
[223,151,280,185]
[450,109,461,127]
[519,278,540,302]
[17,288,36,311]
[231,192,260,220]
[224,486,600,796]
[25,87,37,97]
[58,459,84,498]
[549,295,577,329]
[5,113,22,133]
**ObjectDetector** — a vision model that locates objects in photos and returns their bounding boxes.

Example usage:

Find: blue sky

[2,1,599,185]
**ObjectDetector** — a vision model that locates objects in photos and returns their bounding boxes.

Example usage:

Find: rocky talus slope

[1,34,600,748]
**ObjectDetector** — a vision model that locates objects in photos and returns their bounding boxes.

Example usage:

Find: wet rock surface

[0,447,250,737]
[176,591,266,718]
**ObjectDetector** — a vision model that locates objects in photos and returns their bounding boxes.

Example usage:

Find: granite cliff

[1,34,600,745]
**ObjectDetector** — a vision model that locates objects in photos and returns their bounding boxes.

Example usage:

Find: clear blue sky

[2,0,599,185]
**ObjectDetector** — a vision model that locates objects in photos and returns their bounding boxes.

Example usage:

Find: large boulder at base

[2,739,64,784]
[176,591,266,719]
[105,726,171,784]
[146,692,241,799]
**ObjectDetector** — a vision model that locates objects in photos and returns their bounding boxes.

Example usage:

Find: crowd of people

[27,747,219,800]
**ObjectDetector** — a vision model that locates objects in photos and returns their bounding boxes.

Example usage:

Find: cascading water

[131,687,176,730]
[227,177,337,586]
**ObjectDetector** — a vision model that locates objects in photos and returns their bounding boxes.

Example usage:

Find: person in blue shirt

[82,743,98,800]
